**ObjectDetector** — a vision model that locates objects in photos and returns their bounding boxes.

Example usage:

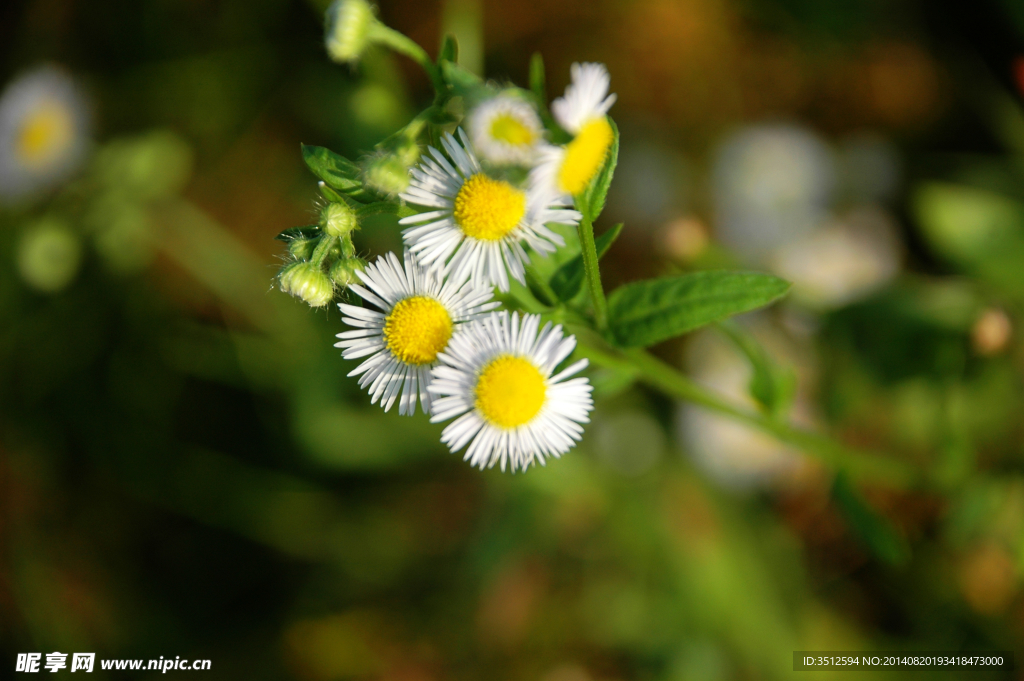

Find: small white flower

[335,250,498,415]
[551,62,617,135]
[429,311,594,472]
[0,65,90,202]
[531,62,616,200]
[468,93,543,166]
[399,128,579,291]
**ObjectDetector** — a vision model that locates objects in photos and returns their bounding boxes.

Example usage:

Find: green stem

[369,23,447,95]
[575,337,919,487]
[575,209,608,331]
[310,235,337,268]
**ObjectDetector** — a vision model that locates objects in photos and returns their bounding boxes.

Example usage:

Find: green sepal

[439,34,459,65]
[579,118,619,221]
[833,472,911,566]
[550,222,622,301]
[301,144,363,193]
[606,271,790,348]
[275,225,322,242]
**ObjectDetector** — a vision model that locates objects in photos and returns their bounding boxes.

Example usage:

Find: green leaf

[550,222,623,301]
[301,144,363,193]
[716,320,796,418]
[833,472,910,566]
[438,34,459,64]
[275,225,322,242]
[606,271,790,348]
[440,60,485,99]
[579,118,619,221]
[529,53,546,104]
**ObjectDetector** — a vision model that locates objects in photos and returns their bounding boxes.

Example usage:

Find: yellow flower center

[489,113,536,147]
[557,116,613,196]
[383,296,453,365]
[474,354,547,428]
[453,174,526,241]
[17,100,74,170]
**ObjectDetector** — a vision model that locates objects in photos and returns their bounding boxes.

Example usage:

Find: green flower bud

[330,257,366,287]
[321,202,358,238]
[288,237,317,261]
[325,0,375,64]
[362,153,410,197]
[18,218,82,293]
[278,262,334,308]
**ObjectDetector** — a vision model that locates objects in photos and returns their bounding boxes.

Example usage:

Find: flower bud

[330,257,366,287]
[321,202,358,238]
[18,217,82,293]
[287,237,317,261]
[362,153,410,197]
[278,262,334,308]
[325,0,375,64]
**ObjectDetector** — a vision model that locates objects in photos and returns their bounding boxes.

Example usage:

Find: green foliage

[717,321,797,419]
[301,144,365,195]
[606,272,791,348]
[549,222,622,301]
[832,473,911,566]
[438,34,459,65]
[275,225,322,242]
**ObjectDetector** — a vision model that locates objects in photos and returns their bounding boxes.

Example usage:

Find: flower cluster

[275,10,621,471]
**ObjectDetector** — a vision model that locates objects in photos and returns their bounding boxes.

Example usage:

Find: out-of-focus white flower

[468,93,543,166]
[325,0,375,64]
[531,63,617,200]
[771,206,902,309]
[0,66,90,202]
[713,123,834,261]
[676,326,812,490]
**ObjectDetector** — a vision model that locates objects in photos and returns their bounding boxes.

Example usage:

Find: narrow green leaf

[550,223,623,301]
[301,144,362,192]
[607,271,790,348]
[580,117,619,221]
[717,320,796,418]
[833,472,910,566]
[275,225,321,242]
[438,34,459,64]
[529,53,546,104]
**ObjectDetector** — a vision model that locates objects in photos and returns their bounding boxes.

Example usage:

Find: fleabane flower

[468,93,543,166]
[399,129,580,291]
[335,250,498,415]
[532,62,617,200]
[429,311,594,472]
[0,65,90,202]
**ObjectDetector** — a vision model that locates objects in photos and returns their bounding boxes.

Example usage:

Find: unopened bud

[362,153,410,196]
[288,237,317,261]
[325,0,375,64]
[321,202,358,238]
[278,262,334,308]
[330,257,366,287]
[18,218,82,293]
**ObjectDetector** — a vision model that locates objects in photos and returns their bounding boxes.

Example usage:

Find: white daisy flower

[399,128,580,292]
[0,65,90,202]
[531,62,617,200]
[468,93,543,166]
[335,250,498,416]
[429,311,594,472]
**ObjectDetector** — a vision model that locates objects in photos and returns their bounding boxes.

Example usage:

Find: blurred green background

[3,0,1024,679]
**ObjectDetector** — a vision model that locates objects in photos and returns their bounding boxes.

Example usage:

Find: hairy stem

[576,338,919,487]
[368,24,447,95]
[575,209,609,331]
